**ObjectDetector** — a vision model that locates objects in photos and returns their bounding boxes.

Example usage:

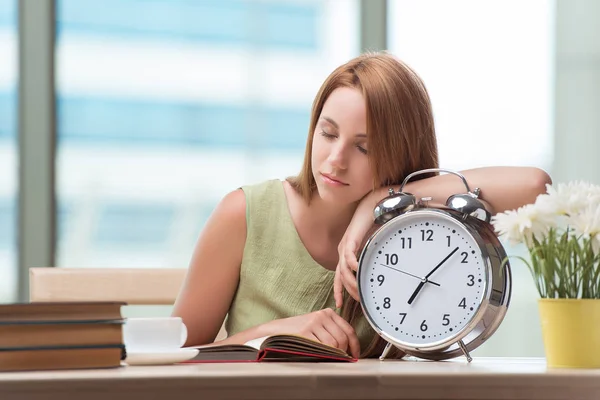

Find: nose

[327,141,348,170]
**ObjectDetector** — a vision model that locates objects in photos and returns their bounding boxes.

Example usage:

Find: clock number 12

[421,229,433,242]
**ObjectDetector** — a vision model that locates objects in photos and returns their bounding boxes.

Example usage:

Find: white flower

[533,190,561,215]
[492,203,555,245]
[570,204,600,255]
[493,180,600,254]
[571,204,600,235]
[543,181,599,217]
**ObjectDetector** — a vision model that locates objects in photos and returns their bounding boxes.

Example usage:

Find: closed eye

[319,131,367,154]
[320,130,367,154]
[320,131,336,139]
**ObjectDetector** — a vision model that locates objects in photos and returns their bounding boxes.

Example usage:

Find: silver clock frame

[356,168,512,362]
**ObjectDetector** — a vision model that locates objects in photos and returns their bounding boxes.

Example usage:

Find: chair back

[29,267,227,341]
[29,267,187,304]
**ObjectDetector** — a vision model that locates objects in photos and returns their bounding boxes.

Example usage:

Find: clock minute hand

[424,246,460,279]
[407,247,460,305]
[379,264,440,286]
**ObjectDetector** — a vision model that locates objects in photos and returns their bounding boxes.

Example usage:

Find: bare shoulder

[185,187,248,274]
[211,188,247,230]
[195,188,248,257]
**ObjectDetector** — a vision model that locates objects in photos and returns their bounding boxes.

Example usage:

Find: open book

[185,334,357,363]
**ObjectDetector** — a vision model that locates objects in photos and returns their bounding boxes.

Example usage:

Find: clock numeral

[385,253,398,265]
[400,237,412,249]
[420,320,428,332]
[383,297,391,309]
[420,229,433,242]
[442,314,450,326]
[399,313,407,324]
[461,251,469,263]
[458,298,467,309]
[446,235,451,247]
[377,274,385,286]
[467,275,475,286]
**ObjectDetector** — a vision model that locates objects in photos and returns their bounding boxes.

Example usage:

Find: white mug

[123,317,187,352]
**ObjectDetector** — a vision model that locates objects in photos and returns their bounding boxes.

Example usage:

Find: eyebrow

[321,116,367,138]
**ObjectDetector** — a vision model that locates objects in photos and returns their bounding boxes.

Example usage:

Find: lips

[321,173,348,185]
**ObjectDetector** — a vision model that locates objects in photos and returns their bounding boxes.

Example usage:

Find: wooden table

[1,357,599,400]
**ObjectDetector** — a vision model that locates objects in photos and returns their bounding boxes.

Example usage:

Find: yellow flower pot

[538,299,600,368]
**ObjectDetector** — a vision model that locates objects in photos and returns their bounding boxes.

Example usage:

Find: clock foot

[379,342,393,361]
[458,340,472,362]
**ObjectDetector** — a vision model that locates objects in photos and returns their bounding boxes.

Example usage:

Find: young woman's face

[311,87,373,205]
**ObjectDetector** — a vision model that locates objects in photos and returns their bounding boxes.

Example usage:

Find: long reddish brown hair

[288,52,439,358]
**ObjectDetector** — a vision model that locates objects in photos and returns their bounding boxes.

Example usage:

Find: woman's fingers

[312,325,339,349]
[334,264,343,308]
[340,244,360,301]
[327,310,361,358]
[321,316,348,353]
[340,266,359,301]
[336,239,361,304]
[345,241,360,272]
[305,310,361,359]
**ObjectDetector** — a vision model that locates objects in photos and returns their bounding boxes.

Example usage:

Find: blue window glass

[0,0,16,301]
[57,0,318,49]
[56,0,359,268]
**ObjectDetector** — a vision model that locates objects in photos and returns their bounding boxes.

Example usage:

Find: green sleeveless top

[224,179,376,352]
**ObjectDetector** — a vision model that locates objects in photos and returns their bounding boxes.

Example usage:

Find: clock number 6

[420,320,428,332]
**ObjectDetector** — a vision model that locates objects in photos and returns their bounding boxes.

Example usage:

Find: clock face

[358,210,488,348]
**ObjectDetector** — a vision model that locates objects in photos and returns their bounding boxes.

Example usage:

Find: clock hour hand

[407,247,460,305]
[379,264,440,286]
[407,281,425,305]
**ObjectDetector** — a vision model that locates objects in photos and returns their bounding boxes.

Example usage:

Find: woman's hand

[333,167,552,308]
[334,191,380,308]
[260,309,361,358]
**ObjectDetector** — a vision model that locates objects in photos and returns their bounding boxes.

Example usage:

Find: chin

[315,182,360,205]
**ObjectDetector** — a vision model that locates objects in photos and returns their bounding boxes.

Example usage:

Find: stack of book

[0,301,126,372]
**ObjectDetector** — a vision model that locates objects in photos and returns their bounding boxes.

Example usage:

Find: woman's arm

[172,189,247,346]
[395,166,552,215]
[333,166,552,306]
[172,188,361,357]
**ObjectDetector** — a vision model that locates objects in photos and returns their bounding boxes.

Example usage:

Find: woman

[172,52,551,359]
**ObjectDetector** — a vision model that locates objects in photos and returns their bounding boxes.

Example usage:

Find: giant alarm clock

[357,168,511,362]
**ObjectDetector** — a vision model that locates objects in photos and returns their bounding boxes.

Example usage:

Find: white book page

[244,336,270,350]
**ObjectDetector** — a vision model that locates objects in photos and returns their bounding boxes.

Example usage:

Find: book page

[186,342,256,353]
[262,334,351,357]
[243,336,270,350]
[185,338,260,361]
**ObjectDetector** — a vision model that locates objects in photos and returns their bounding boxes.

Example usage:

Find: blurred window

[388,0,555,358]
[0,0,17,302]
[388,0,554,171]
[55,0,359,268]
